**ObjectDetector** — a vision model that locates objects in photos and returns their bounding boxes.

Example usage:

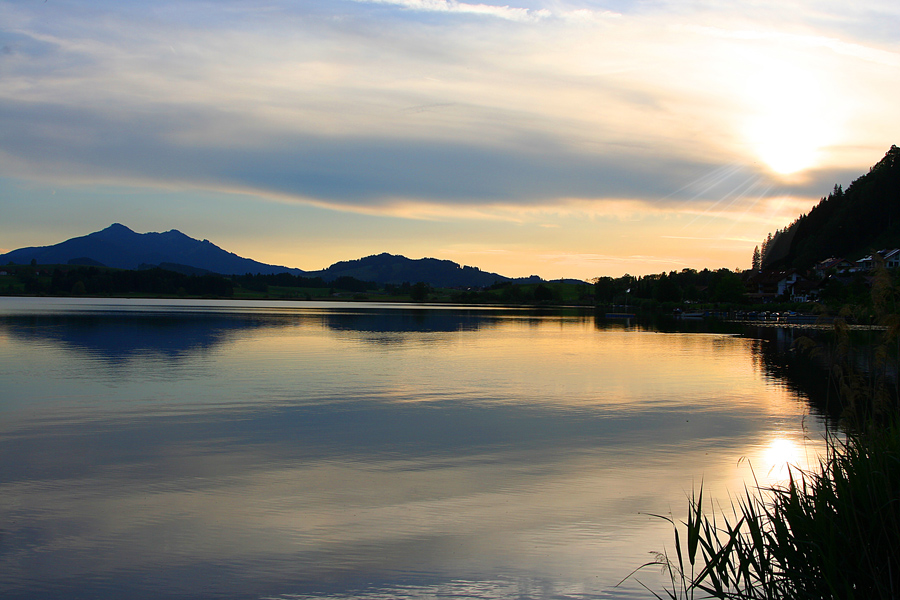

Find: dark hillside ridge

[763,145,900,270]
[306,253,513,288]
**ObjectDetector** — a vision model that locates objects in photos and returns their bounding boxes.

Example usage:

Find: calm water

[0,298,827,600]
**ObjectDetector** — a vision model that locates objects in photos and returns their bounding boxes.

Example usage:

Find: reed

[632,261,900,599]
[640,423,900,600]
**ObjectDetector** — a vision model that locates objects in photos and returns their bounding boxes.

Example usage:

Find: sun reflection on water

[755,433,824,486]
[764,437,802,478]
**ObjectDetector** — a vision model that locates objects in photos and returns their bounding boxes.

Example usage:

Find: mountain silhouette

[0,224,528,287]
[0,223,304,275]
[306,252,517,288]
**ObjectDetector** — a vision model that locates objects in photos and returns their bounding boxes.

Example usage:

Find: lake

[0,298,828,599]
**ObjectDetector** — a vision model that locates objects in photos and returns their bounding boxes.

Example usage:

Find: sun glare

[751,115,824,175]
[762,437,803,481]
[742,59,835,176]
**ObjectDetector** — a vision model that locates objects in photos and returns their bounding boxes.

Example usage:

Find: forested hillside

[762,145,900,269]
[307,253,513,288]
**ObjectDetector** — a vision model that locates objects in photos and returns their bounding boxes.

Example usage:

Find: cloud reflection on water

[0,299,827,599]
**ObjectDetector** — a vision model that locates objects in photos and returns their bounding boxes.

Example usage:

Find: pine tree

[760,233,773,266]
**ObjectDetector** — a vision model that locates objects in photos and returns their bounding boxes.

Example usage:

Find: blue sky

[1,0,898,278]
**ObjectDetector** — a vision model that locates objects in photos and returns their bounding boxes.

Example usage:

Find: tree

[410,281,429,302]
[533,284,554,303]
[761,232,773,266]
[752,246,761,271]
[710,270,746,303]
[654,273,682,302]
[593,277,616,303]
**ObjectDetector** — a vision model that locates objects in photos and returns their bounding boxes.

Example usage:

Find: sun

[750,112,825,175]
[741,59,835,176]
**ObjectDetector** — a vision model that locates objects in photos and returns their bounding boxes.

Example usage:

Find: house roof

[858,248,900,263]
[816,257,851,269]
[748,269,805,285]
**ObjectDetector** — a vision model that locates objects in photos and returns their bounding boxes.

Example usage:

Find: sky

[1,0,899,280]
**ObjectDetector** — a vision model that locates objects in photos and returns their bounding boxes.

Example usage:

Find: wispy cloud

[351,0,620,22]
[683,25,900,67]
[353,0,551,22]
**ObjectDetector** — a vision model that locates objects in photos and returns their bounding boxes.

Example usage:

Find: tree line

[8,266,236,297]
[4,263,755,306]
[593,268,747,305]
[233,272,376,293]
[2,265,393,298]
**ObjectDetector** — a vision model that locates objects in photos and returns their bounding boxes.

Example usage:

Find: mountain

[762,145,900,270]
[310,253,514,288]
[0,223,305,276]
[0,224,534,287]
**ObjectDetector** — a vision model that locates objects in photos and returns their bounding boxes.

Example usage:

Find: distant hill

[763,145,900,270]
[308,253,514,288]
[0,224,537,287]
[0,223,305,276]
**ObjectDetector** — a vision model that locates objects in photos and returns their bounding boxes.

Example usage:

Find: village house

[856,249,900,271]
[814,257,854,279]
[746,269,815,303]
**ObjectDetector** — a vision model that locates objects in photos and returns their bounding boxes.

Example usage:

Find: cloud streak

[0,93,843,221]
[353,0,621,23]
[354,0,552,22]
